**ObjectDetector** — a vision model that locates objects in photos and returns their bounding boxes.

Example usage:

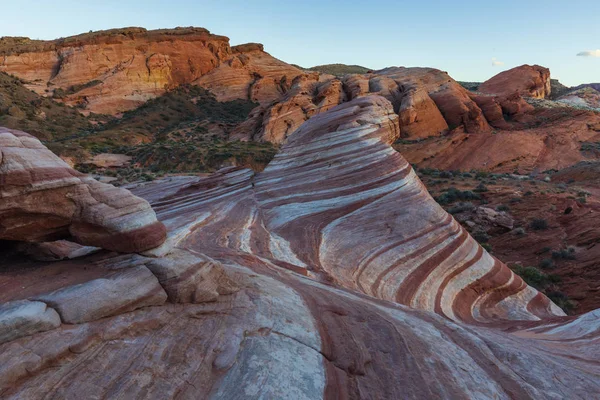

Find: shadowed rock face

[1,96,600,398]
[0,127,166,252]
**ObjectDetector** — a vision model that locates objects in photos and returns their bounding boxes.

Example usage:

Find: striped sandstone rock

[0,127,166,252]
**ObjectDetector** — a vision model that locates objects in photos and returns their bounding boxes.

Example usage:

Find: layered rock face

[0,127,166,252]
[233,66,492,144]
[0,28,304,114]
[1,96,600,398]
[479,64,552,99]
[0,30,495,142]
[137,96,563,323]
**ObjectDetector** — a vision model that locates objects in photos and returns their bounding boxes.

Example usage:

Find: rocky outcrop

[557,87,600,109]
[0,27,304,114]
[194,43,304,103]
[1,96,600,398]
[34,265,167,324]
[479,64,552,99]
[143,96,563,322]
[234,67,492,144]
[396,106,600,172]
[145,250,239,303]
[0,127,166,252]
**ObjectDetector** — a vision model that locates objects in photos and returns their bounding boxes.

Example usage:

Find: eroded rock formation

[1,93,599,399]
[479,64,552,99]
[0,28,304,114]
[232,66,493,144]
[0,127,166,252]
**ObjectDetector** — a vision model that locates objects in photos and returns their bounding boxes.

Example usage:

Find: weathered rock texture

[479,64,552,99]
[0,28,304,114]
[0,127,166,252]
[233,67,492,143]
[0,300,60,344]
[16,240,100,261]
[34,265,167,323]
[1,96,599,398]
[396,107,600,172]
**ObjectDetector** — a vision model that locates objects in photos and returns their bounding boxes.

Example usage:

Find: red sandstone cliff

[0,28,304,114]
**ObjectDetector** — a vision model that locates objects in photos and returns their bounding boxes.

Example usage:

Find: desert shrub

[472,231,491,243]
[512,266,554,290]
[435,187,480,205]
[496,204,510,212]
[448,202,475,214]
[539,259,554,269]
[546,291,575,313]
[552,247,576,260]
[529,218,549,230]
[481,243,493,252]
[474,183,488,193]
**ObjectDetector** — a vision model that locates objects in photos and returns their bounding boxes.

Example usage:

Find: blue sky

[1,0,599,86]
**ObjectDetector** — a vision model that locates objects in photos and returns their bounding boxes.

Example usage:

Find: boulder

[0,127,167,252]
[475,206,515,230]
[479,64,551,99]
[145,250,238,303]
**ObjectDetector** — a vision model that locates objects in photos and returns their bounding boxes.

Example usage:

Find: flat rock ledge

[0,300,61,344]
[0,250,240,340]
[34,265,168,324]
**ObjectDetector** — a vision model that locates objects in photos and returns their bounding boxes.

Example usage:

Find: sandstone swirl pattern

[0,127,166,252]
[149,95,564,323]
[1,97,599,398]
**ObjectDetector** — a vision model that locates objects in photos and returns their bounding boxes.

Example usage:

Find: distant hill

[457,81,481,91]
[306,64,372,76]
[574,83,600,92]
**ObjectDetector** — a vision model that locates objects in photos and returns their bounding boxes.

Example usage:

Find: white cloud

[577,50,600,57]
[491,57,504,66]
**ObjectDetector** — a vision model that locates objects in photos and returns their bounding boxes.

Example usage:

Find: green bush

[512,266,554,290]
[552,247,576,260]
[529,218,549,230]
[435,187,480,205]
[546,291,575,313]
[474,183,488,193]
[448,202,475,214]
